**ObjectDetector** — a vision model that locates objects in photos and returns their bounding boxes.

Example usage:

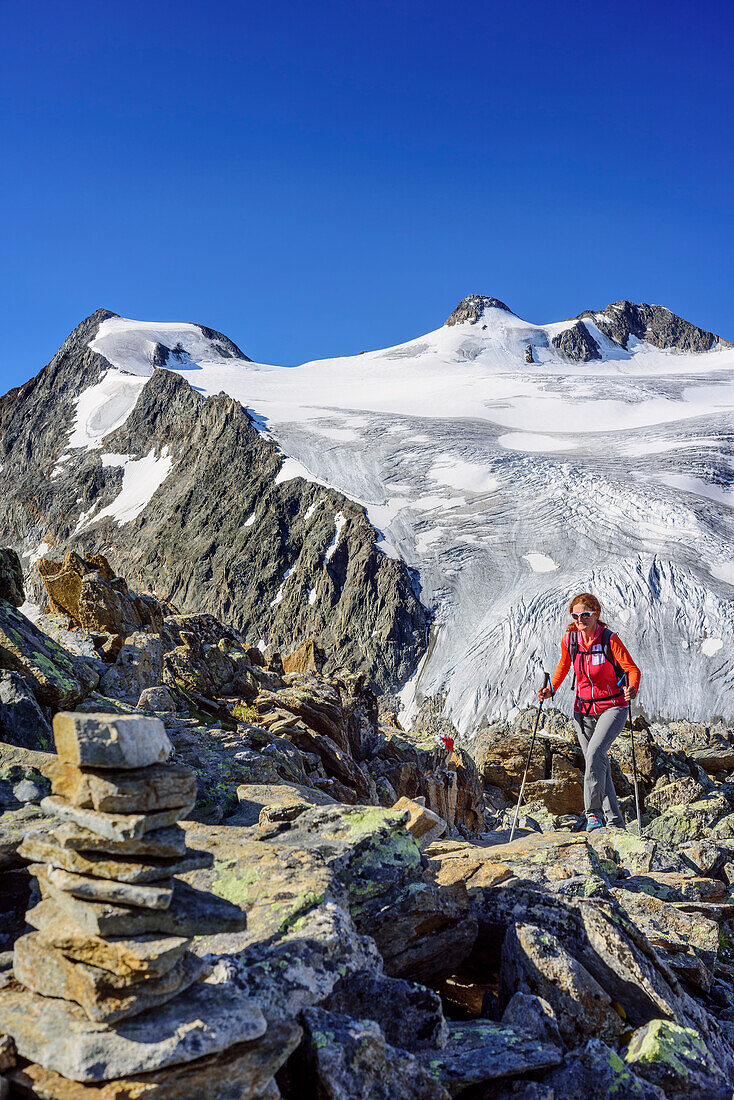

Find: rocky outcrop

[551,320,602,362]
[580,300,732,352]
[0,311,429,694]
[0,549,24,608]
[445,294,514,325]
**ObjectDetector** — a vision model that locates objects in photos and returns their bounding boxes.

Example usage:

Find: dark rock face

[0,549,24,607]
[551,321,602,362]
[580,300,731,352]
[0,670,53,750]
[445,295,514,326]
[0,313,429,695]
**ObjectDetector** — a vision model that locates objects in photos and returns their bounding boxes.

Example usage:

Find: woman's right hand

[537,686,553,701]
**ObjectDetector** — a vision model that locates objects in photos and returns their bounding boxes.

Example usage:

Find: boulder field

[2,551,734,1096]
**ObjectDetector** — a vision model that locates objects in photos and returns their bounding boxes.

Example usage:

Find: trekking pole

[510,672,550,843]
[624,673,643,836]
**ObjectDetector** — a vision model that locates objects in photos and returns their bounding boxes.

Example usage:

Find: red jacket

[551,624,640,716]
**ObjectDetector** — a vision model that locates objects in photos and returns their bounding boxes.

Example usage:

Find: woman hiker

[537,592,641,832]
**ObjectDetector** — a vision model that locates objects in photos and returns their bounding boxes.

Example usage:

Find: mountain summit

[1,298,733,729]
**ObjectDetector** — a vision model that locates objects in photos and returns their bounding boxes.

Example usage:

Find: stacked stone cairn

[0,712,278,1096]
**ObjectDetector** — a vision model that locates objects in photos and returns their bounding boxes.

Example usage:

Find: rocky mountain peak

[578,299,731,353]
[445,295,515,326]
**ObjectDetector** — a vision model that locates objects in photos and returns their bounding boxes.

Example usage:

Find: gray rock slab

[0,978,266,1082]
[41,794,193,841]
[37,875,247,936]
[54,820,187,857]
[416,1021,562,1095]
[30,863,174,909]
[19,830,212,882]
[53,712,172,769]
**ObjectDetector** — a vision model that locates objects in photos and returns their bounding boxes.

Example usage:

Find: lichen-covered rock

[0,600,97,708]
[624,1019,730,1098]
[325,972,449,1052]
[500,922,625,1046]
[0,670,53,751]
[0,549,24,607]
[300,1007,450,1100]
[542,1038,667,1099]
[414,1020,563,1096]
[645,796,730,845]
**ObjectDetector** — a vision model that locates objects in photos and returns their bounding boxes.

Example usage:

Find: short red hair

[566,591,606,633]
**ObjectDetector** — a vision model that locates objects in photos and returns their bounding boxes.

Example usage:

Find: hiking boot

[585,812,603,831]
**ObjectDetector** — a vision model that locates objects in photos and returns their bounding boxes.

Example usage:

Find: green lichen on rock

[624,1018,721,1091]
[211,860,262,905]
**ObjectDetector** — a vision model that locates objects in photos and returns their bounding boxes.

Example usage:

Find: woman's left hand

[623,686,637,702]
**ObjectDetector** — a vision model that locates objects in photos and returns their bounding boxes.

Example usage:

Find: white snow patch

[702,638,723,657]
[617,608,632,624]
[79,448,173,529]
[67,371,148,450]
[270,564,295,607]
[429,456,500,495]
[51,453,72,479]
[523,553,558,573]
[711,562,734,586]
[100,453,131,468]
[257,639,266,652]
[325,513,346,562]
[28,540,51,562]
[18,600,42,623]
[304,499,322,521]
[622,437,720,457]
[243,511,257,527]
[498,432,578,453]
[308,588,318,605]
[658,474,734,508]
[275,457,332,488]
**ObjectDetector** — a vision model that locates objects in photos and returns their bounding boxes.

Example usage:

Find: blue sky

[1,0,732,392]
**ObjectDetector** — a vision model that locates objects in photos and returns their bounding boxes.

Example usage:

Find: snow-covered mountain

[2,296,733,730]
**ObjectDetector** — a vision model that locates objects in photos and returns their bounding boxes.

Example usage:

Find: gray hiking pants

[574,706,628,824]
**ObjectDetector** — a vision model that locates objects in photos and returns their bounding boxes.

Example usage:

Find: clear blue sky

[1,0,732,392]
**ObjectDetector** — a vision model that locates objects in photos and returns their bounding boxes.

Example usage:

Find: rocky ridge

[2,552,734,1095]
[0,311,429,695]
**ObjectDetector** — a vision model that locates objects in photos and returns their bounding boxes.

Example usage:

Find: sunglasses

[571,611,594,620]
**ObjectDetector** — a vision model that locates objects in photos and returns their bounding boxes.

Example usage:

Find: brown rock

[525,755,584,815]
[54,822,187,858]
[392,796,447,847]
[26,900,190,978]
[13,933,209,1023]
[0,1032,15,1072]
[19,832,212,883]
[40,796,193,843]
[232,782,336,828]
[476,733,546,791]
[30,864,175,910]
[282,639,324,675]
[43,761,197,814]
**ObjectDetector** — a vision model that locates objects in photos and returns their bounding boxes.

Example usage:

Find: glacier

[74,298,734,731]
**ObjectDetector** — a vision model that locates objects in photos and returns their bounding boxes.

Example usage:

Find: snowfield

[79,303,734,730]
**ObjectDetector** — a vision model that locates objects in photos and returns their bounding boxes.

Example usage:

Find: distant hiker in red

[440,734,455,753]
[537,592,641,832]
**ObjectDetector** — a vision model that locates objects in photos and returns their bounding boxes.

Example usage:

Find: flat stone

[43,760,197,814]
[416,1020,562,1095]
[36,876,248,937]
[7,1021,301,1098]
[25,900,190,978]
[53,713,172,770]
[19,832,212,883]
[41,796,194,842]
[14,933,209,1023]
[0,979,266,1082]
[54,822,187,858]
[30,864,174,910]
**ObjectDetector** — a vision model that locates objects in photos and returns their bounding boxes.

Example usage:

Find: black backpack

[568,626,625,710]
